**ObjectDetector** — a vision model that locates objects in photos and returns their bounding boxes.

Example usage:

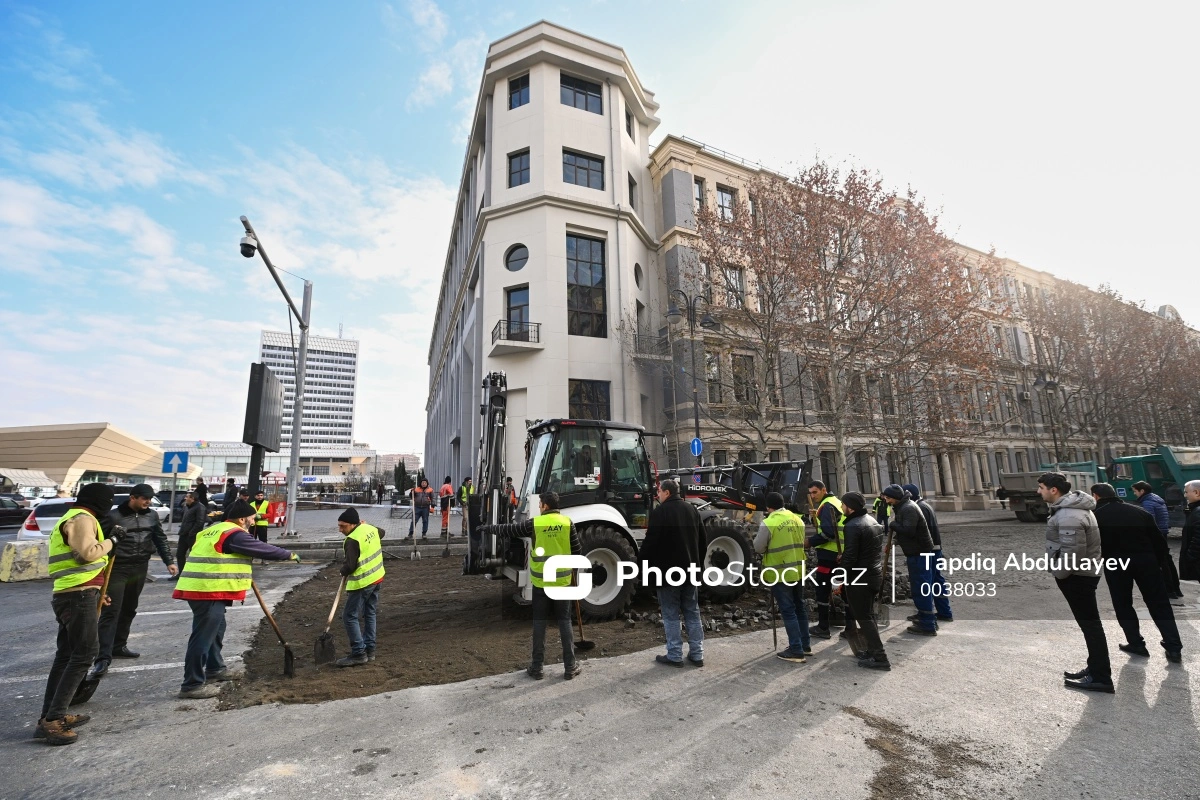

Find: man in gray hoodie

[1037,472,1112,693]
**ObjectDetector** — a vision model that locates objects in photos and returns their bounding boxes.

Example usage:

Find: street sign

[300,476,319,484]
[694,472,702,484]
[690,437,703,457]
[162,451,188,474]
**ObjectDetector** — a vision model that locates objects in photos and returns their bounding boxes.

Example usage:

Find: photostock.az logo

[540,549,592,600]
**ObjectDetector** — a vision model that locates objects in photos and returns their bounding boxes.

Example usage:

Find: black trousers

[42,589,100,720]
[1104,553,1183,652]
[813,556,854,630]
[1056,575,1111,682]
[1160,551,1182,596]
[96,561,148,662]
[254,524,268,543]
[530,586,575,670]
[176,531,197,572]
[845,584,886,660]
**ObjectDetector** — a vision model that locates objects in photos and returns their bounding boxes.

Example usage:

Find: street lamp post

[666,289,718,465]
[1033,375,1061,470]
[240,215,311,538]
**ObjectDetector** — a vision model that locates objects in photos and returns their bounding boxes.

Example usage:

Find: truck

[1109,445,1200,528]
[999,461,1107,522]
[462,371,769,620]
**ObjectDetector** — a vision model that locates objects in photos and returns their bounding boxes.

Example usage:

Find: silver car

[18,496,170,539]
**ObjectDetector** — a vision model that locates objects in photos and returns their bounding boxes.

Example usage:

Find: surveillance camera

[240,235,258,258]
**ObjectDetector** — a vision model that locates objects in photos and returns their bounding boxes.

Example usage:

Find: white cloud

[5,10,116,93]
[407,0,448,46]
[406,62,455,109]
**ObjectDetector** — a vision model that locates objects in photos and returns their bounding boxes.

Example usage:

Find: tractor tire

[701,515,754,602]
[578,525,637,621]
[1015,509,1037,523]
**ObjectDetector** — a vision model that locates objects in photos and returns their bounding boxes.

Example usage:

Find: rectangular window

[569,380,610,420]
[563,149,604,190]
[769,449,782,463]
[560,73,602,114]
[508,74,530,109]
[819,451,839,494]
[693,177,705,211]
[507,150,530,187]
[705,351,722,403]
[714,449,729,466]
[717,186,735,221]
[625,109,634,139]
[311,465,330,476]
[506,286,529,341]
[855,451,875,494]
[722,266,744,308]
[627,173,637,210]
[731,354,756,404]
[566,234,607,337]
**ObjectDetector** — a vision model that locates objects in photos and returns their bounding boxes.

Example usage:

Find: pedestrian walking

[335,508,386,666]
[1091,483,1182,663]
[377,484,385,505]
[175,492,207,575]
[409,479,433,538]
[804,480,849,640]
[440,475,454,537]
[1179,480,1200,583]
[1037,472,1112,693]
[996,486,1008,510]
[479,492,582,680]
[36,483,116,745]
[90,485,177,681]
[903,483,953,623]
[193,479,208,508]
[881,484,938,635]
[839,493,890,670]
[221,479,237,515]
[250,489,270,543]
[641,479,706,667]
[753,492,809,663]
[1134,481,1183,599]
[172,499,299,699]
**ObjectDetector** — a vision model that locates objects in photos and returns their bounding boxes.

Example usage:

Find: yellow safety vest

[762,509,806,583]
[48,508,108,592]
[345,524,385,591]
[174,522,253,595]
[814,495,846,553]
[252,499,270,526]
[530,512,573,588]
[460,484,475,503]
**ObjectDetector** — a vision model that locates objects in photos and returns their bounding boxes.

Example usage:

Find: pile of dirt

[220,558,798,709]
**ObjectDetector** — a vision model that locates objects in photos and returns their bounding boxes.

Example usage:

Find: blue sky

[3,1,1197,456]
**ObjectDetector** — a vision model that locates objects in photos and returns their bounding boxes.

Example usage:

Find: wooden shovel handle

[251,580,289,646]
[95,555,116,614]
[324,577,346,633]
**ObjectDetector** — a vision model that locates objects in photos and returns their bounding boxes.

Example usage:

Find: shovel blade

[70,678,100,706]
[283,645,296,678]
[314,633,337,665]
[573,640,596,652]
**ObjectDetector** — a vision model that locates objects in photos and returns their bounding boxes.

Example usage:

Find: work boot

[34,714,90,739]
[205,669,238,682]
[905,625,937,636]
[687,656,704,667]
[526,665,544,680]
[1119,642,1150,657]
[858,657,892,671]
[809,626,831,640]
[35,718,78,745]
[366,649,377,662]
[112,646,140,659]
[88,659,110,680]
[336,653,369,667]
[655,655,683,667]
[178,684,222,699]
[776,649,807,663]
[564,663,582,680]
[1166,651,1183,664]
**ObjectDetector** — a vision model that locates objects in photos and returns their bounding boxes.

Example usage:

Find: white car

[17,496,170,540]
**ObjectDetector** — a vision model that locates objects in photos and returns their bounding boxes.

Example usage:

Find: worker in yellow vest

[251,489,270,543]
[754,492,810,662]
[335,507,386,666]
[172,499,299,699]
[458,477,474,537]
[806,480,852,640]
[36,483,116,745]
[478,491,582,680]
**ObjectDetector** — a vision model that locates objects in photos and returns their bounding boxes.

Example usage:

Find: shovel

[251,580,295,678]
[573,601,596,652]
[836,585,868,658]
[71,556,117,706]
[314,577,345,665]
[769,590,778,651]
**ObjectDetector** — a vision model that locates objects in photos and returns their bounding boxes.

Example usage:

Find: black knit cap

[338,507,360,524]
[130,483,155,498]
[882,484,908,501]
[227,499,257,520]
[841,492,867,512]
[76,483,115,516]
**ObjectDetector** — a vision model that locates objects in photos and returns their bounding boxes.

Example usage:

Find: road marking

[0,656,242,685]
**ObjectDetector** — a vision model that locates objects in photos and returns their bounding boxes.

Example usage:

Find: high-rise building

[260,331,359,447]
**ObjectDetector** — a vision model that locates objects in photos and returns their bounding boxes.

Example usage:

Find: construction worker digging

[335,508,386,666]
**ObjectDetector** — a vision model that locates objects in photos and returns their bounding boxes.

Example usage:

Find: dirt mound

[221,557,798,708]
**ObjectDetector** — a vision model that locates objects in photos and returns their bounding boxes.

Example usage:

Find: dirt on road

[220,556,789,709]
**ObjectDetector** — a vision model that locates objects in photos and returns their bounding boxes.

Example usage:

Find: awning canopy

[0,467,56,487]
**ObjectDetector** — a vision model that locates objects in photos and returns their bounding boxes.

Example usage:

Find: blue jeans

[182,600,227,691]
[657,586,704,662]
[771,582,810,653]
[907,555,937,630]
[411,507,430,535]
[929,550,953,619]
[343,583,380,656]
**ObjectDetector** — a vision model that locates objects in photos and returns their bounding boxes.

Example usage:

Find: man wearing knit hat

[335,507,386,666]
[839,492,890,670]
[882,484,938,635]
[37,483,117,745]
[172,498,300,699]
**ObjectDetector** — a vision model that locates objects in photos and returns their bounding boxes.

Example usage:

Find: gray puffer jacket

[1045,490,1100,579]
[108,501,173,565]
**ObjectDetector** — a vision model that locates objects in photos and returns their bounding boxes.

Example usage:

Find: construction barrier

[269,501,287,527]
[0,540,49,582]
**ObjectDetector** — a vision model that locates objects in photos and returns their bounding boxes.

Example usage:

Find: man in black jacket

[1182,481,1200,584]
[1091,483,1182,662]
[882,484,937,635]
[90,484,176,679]
[903,484,953,622]
[642,479,706,667]
[175,492,207,574]
[840,493,889,670]
[221,479,237,516]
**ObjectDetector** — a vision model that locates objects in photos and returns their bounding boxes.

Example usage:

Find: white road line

[1,656,242,685]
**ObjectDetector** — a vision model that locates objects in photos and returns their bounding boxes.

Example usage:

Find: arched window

[505,245,529,272]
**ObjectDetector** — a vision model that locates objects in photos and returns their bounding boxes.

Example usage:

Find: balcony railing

[492,319,540,345]
[633,334,669,358]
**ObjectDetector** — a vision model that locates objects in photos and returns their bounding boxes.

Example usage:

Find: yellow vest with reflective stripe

[175,522,253,595]
[762,509,806,582]
[252,499,270,526]
[460,484,474,503]
[346,524,385,591]
[814,495,846,552]
[48,508,108,592]
[530,512,573,588]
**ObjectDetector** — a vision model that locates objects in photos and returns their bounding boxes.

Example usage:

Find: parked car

[111,494,170,524]
[18,499,74,538]
[0,496,29,527]
[0,492,30,509]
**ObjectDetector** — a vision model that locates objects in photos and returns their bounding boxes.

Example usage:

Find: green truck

[999,461,1108,523]
[1109,446,1200,528]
